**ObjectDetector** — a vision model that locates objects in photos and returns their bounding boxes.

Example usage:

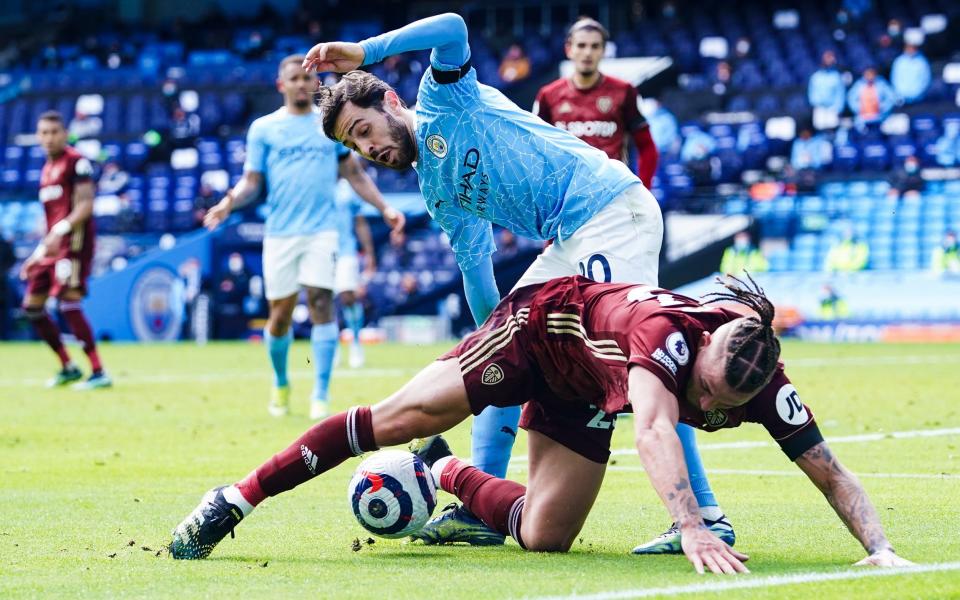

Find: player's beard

[293,97,311,110]
[383,112,416,170]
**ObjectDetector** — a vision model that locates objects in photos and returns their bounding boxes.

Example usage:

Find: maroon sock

[439,458,527,546]
[26,308,71,367]
[60,302,102,373]
[236,406,378,506]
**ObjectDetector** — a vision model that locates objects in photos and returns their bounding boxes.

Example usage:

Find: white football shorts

[334,253,360,294]
[512,183,663,291]
[262,231,338,300]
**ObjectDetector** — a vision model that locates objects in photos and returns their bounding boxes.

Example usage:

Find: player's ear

[383,90,401,112]
[275,77,284,94]
[698,330,712,349]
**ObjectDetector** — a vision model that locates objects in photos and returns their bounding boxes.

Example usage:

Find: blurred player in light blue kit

[204,55,404,419]
[303,13,734,551]
[333,177,380,368]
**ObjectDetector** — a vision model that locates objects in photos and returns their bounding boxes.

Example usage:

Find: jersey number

[579,254,612,283]
[586,408,616,430]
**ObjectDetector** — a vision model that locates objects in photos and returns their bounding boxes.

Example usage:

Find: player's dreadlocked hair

[315,71,405,141]
[703,273,781,395]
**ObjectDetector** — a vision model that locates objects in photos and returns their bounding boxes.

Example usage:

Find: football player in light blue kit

[204,54,404,420]
[304,13,730,552]
[333,178,378,368]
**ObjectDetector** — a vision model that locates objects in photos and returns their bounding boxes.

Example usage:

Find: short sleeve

[625,316,694,397]
[623,86,648,132]
[533,88,551,122]
[72,156,94,184]
[744,367,824,460]
[417,68,479,113]
[243,119,268,174]
[435,205,496,272]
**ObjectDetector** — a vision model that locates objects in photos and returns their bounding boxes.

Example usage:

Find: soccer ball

[347,450,437,539]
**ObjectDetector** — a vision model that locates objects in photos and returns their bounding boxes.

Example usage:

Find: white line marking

[0,368,415,387]
[786,355,960,368]
[600,466,960,480]
[505,426,960,464]
[522,562,960,600]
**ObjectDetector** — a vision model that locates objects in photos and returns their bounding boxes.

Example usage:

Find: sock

[438,458,526,546]
[676,422,719,509]
[264,327,293,388]
[471,405,522,478]
[235,406,377,505]
[221,485,255,517]
[60,301,102,373]
[344,303,363,346]
[310,321,338,401]
[26,308,71,367]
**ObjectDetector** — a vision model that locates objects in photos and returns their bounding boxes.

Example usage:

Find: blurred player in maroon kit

[19,111,111,389]
[534,18,659,188]
[171,275,911,573]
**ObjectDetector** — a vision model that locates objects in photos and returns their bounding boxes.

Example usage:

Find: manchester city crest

[426,134,448,158]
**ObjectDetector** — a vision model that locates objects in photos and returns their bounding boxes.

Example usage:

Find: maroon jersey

[449,277,822,461]
[38,146,95,258]
[534,75,647,163]
[26,146,96,297]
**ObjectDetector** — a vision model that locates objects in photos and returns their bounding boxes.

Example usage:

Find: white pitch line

[786,355,960,368]
[522,561,960,600]
[505,426,960,464]
[600,466,960,480]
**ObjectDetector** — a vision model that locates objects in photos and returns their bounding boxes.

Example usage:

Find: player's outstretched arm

[630,368,749,575]
[795,441,914,567]
[461,257,500,327]
[303,13,469,73]
[339,154,405,235]
[203,171,263,230]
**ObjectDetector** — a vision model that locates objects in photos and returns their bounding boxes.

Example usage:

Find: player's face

[686,323,754,412]
[278,63,315,110]
[36,119,67,156]
[566,30,605,76]
[334,96,417,170]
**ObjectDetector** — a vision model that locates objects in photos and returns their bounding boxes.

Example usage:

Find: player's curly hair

[703,272,781,395]
[315,71,406,141]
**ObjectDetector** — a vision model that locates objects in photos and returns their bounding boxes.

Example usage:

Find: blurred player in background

[333,177,380,368]
[534,18,659,188]
[19,111,111,390]
[302,12,678,546]
[203,55,404,419]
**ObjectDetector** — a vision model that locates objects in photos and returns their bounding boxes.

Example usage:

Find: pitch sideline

[522,561,960,600]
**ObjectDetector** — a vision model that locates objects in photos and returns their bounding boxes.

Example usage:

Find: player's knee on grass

[518,524,577,553]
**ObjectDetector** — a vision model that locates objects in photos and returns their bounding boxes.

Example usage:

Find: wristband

[384,207,399,220]
[52,220,72,236]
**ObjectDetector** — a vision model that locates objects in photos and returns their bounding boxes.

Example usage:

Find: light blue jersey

[360,14,639,272]
[334,179,363,257]
[244,108,350,237]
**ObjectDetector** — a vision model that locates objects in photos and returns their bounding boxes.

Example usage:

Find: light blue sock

[344,303,363,345]
[310,321,339,401]
[676,422,718,508]
[471,405,522,478]
[264,328,293,388]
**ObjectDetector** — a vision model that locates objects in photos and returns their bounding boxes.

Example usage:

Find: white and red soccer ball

[347,450,437,539]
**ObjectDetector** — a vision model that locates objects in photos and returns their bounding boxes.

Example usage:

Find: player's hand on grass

[303,42,365,73]
[854,548,914,568]
[203,197,233,230]
[680,525,750,575]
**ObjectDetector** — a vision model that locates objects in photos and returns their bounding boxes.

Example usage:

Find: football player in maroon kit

[533,18,659,188]
[19,111,111,389]
[171,274,912,574]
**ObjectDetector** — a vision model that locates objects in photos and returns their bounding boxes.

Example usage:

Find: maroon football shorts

[24,244,93,299]
[440,288,616,464]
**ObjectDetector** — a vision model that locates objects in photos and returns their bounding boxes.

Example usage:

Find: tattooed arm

[795,441,914,567]
[629,367,749,574]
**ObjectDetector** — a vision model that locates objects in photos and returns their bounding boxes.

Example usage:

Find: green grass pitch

[2,340,959,598]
